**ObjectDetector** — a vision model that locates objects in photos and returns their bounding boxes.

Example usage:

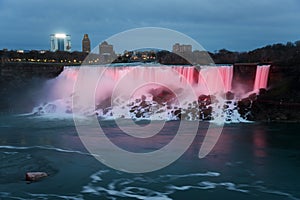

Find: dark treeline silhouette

[211,40,300,66]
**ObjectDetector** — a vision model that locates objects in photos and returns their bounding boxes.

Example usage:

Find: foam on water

[31,92,249,123]
[1,159,298,199]
[28,193,84,200]
[79,169,299,200]
[258,190,300,200]
[0,192,84,200]
[159,171,220,180]
[0,145,97,157]
[3,182,297,200]
[176,181,249,193]
[3,151,19,155]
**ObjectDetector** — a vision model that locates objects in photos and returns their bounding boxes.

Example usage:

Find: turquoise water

[0,116,300,200]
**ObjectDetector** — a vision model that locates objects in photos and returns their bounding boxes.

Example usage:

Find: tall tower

[82,34,91,53]
[50,33,71,52]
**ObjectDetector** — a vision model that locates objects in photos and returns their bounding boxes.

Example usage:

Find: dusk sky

[0,0,299,52]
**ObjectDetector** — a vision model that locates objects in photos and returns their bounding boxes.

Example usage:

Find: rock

[198,94,211,105]
[139,100,148,108]
[25,172,48,182]
[225,91,235,100]
[141,95,146,101]
[239,97,251,107]
[135,112,142,118]
[151,87,175,105]
[248,93,257,101]
[202,106,212,120]
[259,88,267,95]
[135,98,141,103]
[223,104,229,109]
[174,109,181,119]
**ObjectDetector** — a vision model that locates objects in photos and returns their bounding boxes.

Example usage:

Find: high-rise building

[50,33,71,52]
[82,34,91,53]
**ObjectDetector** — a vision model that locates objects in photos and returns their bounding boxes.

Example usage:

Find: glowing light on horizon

[54,33,67,38]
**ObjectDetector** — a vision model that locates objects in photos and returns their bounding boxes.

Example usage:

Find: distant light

[54,33,67,38]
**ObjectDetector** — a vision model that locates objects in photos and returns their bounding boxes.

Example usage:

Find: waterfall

[31,64,269,122]
[253,65,270,92]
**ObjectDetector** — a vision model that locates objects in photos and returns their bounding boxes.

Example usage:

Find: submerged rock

[25,172,48,182]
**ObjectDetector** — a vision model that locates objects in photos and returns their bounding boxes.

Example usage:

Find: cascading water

[253,65,270,92]
[32,64,270,122]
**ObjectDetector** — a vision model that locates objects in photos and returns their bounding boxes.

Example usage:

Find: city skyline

[2,31,200,55]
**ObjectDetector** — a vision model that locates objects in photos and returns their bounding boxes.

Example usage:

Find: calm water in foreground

[0,115,299,200]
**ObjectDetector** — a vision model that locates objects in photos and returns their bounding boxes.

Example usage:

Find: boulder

[225,91,235,100]
[25,172,48,182]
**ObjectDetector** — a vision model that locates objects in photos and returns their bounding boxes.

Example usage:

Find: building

[82,34,91,53]
[99,41,116,63]
[99,41,115,55]
[50,33,71,52]
[172,43,192,54]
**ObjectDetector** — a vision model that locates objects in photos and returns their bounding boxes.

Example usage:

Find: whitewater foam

[159,171,220,179]
[167,181,249,193]
[80,168,300,200]
[0,145,98,157]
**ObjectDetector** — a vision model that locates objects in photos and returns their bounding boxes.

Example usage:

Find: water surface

[0,116,299,200]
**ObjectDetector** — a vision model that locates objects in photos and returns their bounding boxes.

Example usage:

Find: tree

[294,40,300,47]
[286,42,294,48]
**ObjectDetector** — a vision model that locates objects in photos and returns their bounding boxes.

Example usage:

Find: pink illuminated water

[46,65,234,102]
[253,65,270,91]
[35,64,270,121]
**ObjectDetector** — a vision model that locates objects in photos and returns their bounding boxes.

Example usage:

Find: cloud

[0,0,299,51]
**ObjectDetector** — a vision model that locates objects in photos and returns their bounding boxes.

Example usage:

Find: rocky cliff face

[1,62,63,78]
[232,64,300,122]
[238,88,300,122]
[0,63,64,114]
